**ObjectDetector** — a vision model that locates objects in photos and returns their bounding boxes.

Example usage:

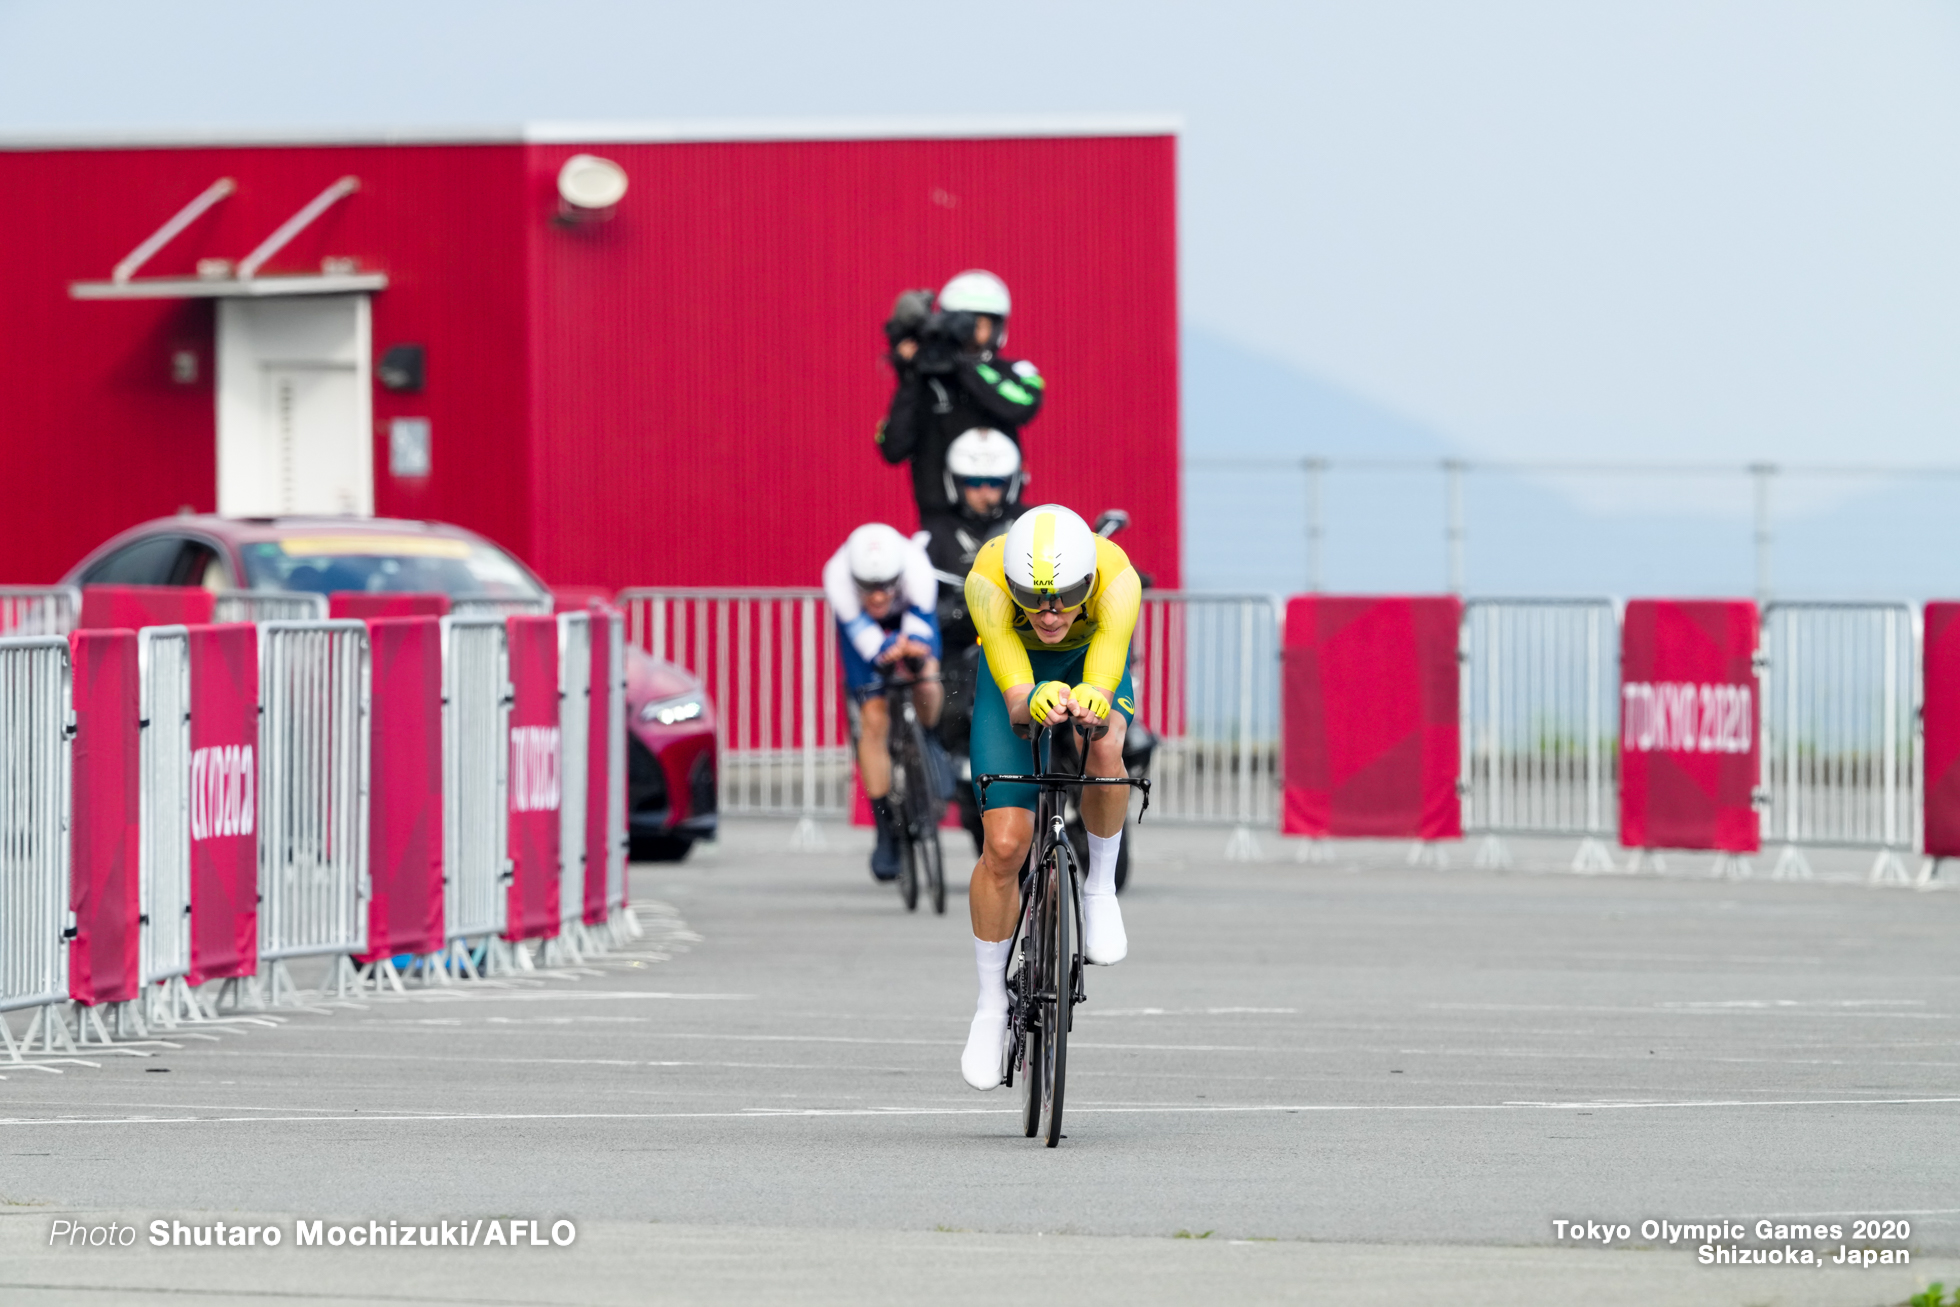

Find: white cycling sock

[1085,831,1121,896]
[974,937,1011,1016]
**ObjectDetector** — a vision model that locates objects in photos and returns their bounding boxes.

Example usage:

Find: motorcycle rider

[877,270,1044,519]
[921,428,1028,853]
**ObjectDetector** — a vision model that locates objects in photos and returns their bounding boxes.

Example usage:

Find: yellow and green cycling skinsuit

[965,532,1143,812]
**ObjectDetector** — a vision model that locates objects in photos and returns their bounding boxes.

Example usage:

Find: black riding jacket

[921,499,1027,653]
[877,352,1044,515]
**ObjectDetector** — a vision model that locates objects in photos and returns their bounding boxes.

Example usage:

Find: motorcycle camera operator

[876,269,1043,519]
[921,428,1028,850]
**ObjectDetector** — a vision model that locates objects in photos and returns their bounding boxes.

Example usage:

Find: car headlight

[640,695,704,727]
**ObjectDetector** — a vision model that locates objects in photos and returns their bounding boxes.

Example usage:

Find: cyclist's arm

[966,570,1034,694]
[1081,564,1142,692]
[823,550,888,663]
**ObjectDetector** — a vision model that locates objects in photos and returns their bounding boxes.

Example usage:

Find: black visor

[1006,574,1093,612]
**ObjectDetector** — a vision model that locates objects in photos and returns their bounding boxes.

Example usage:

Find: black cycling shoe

[869,797,901,882]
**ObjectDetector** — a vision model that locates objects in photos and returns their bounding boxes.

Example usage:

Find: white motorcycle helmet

[943,427,1025,506]
[1001,504,1097,612]
[845,523,909,590]
[938,269,1010,317]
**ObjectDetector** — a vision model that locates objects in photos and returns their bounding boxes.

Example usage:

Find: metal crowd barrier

[1759,601,1920,883]
[136,627,196,1024]
[212,591,327,623]
[1132,593,1283,855]
[453,595,553,619]
[441,617,510,970]
[552,611,592,958]
[0,586,80,637]
[0,637,74,1059]
[257,620,371,1001]
[620,588,846,836]
[1459,599,1618,870]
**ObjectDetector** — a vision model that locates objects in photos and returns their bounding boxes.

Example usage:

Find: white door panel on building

[217,295,373,517]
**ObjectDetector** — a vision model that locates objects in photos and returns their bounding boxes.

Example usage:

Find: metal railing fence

[137,627,192,992]
[0,638,72,1038]
[0,587,79,637]
[1132,593,1283,839]
[1758,601,1920,882]
[441,617,510,948]
[257,621,370,993]
[1459,599,1619,868]
[452,595,553,620]
[602,611,628,921]
[212,591,327,623]
[556,612,592,943]
[620,588,846,821]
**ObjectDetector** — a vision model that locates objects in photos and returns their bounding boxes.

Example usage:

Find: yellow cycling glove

[1028,681,1070,722]
[1070,683,1112,720]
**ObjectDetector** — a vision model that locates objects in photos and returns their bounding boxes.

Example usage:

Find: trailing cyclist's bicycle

[858,670,949,914]
[978,722,1149,1147]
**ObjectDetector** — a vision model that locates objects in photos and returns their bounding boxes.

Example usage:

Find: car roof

[62,515,546,590]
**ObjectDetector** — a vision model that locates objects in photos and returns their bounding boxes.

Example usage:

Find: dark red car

[62,514,717,861]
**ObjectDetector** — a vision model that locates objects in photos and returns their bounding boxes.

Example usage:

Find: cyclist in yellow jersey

[958,503,1142,1090]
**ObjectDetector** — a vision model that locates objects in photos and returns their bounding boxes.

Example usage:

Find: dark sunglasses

[960,476,1010,490]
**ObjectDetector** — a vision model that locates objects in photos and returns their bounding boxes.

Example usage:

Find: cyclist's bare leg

[915,655,944,728]
[970,806,1033,941]
[1079,713,1129,838]
[858,695,891,799]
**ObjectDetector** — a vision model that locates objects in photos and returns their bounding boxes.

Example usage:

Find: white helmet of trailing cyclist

[946,428,1021,480]
[1001,504,1097,611]
[845,523,909,590]
[937,269,1011,318]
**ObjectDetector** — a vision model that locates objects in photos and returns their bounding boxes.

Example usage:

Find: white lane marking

[5,1096,1960,1128]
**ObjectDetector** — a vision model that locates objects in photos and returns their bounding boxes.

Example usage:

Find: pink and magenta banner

[187,623,259,984]
[1618,599,1760,853]
[1282,595,1462,841]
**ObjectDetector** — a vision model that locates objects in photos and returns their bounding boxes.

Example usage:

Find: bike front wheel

[1038,843,1072,1147]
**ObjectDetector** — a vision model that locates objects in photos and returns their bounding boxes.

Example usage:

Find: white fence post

[0,637,75,1060]
[1458,598,1620,870]
[550,612,592,962]
[257,620,371,1003]
[137,626,196,1026]
[441,616,510,976]
[1758,602,1920,885]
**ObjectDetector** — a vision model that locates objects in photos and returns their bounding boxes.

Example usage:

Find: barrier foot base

[1626,848,1666,874]
[1293,839,1331,864]
[1918,857,1949,890]
[1571,838,1616,873]
[24,1005,79,1056]
[1473,834,1512,870]
[1406,840,1450,869]
[618,906,644,940]
[112,1000,150,1041]
[1869,848,1911,887]
[1712,853,1753,880]
[540,934,584,968]
[1769,846,1813,881]
[447,940,484,981]
[1224,826,1264,863]
[355,958,407,996]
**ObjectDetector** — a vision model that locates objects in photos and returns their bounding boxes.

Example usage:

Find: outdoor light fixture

[556,154,628,221]
[378,344,425,393]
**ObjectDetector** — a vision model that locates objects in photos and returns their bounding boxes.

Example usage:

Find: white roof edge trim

[522,114,1182,143]
[0,114,1180,153]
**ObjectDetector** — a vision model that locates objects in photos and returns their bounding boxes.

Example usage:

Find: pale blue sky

[5,1,1958,558]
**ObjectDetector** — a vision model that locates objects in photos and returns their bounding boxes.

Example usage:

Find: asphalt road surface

[3,819,1959,1307]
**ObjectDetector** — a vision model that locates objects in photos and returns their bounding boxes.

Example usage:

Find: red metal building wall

[0,144,533,580]
[522,135,1181,591]
[0,132,1179,590]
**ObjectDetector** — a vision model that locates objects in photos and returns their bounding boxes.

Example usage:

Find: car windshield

[239,534,543,598]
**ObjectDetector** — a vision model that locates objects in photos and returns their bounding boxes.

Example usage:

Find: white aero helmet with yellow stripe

[1002,504,1097,612]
